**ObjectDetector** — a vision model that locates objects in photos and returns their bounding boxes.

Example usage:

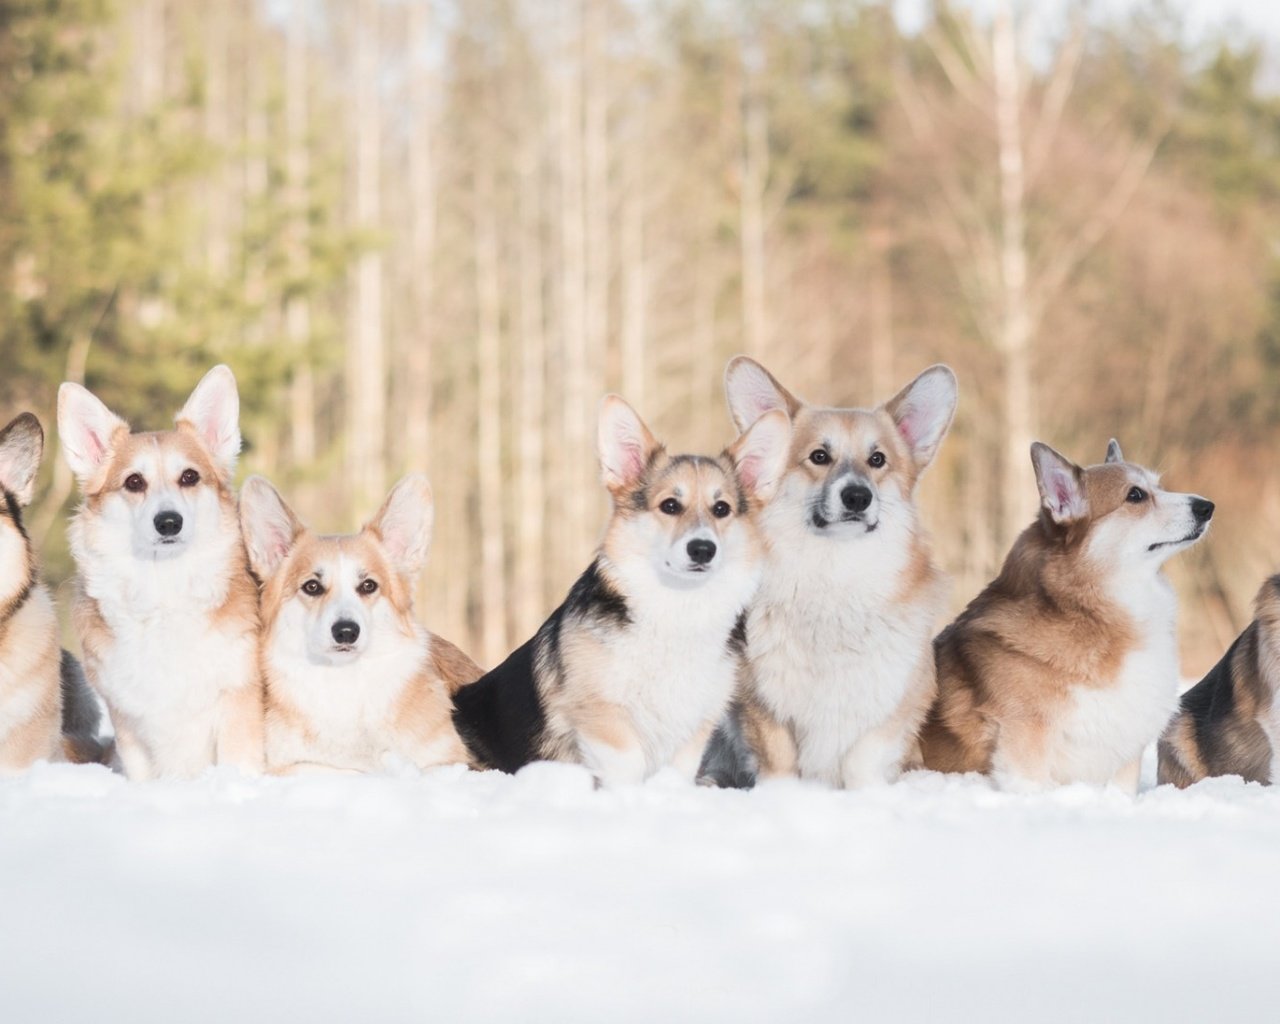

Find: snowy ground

[2,752,1277,1023]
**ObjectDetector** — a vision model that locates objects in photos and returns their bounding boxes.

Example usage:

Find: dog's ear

[728,410,792,505]
[367,474,434,578]
[239,476,304,579]
[0,413,44,507]
[597,394,661,494]
[176,365,241,474]
[883,365,957,472]
[1031,442,1088,525]
[724,357,803,434]
[1105,438,1124,465]
[58,383,129,486]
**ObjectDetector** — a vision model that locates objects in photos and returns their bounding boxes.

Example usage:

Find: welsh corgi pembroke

[0,413,107,770]
[59,366,264,779]
[711,358,956,788]
[1158,576,1280,787]
[239,473,479,775]
[452,395,791,786]
[921,439,1214,793]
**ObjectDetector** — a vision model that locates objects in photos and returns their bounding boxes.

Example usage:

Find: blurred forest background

[2,0,1278,672]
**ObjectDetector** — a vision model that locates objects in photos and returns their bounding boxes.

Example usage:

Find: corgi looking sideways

[0,413,107,770]
[452,395,791,786]
[59,366,264,779]
[239,474,479,775]
[711,359,956,788]
[1158,576,1280,787]
[921,440,1214,793]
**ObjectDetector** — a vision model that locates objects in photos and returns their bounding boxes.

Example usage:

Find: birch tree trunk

[405,0,435,466]
[740,44,769,362]
[286,0,316,472]
[348,0,387,517]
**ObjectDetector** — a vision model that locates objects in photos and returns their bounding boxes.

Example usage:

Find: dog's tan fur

[921,440,1211,791]
[242,475,478,775]
[1157,577,1280,787]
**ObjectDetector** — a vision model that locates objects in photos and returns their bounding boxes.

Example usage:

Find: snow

[2,753,1277,1023]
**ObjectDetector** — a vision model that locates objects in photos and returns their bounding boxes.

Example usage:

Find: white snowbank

[1,756,1276,1023]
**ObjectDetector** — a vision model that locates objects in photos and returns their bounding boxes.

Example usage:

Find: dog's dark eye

[712,500,732,519]
[659,497,682,516]
[1127,486,1147,504]
[809,449,830,466]
[179,468,200,488]
[358,579,378,595]
[301,579,324,596]
[124,473,146,493]
[868,451,886,469]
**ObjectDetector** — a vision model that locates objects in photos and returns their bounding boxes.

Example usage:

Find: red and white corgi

[240,473,480,775]
[710,358,956,788]
[59,366,264,779]
[921,439,1214,793]
[452,395,791,786]
[0,413,107,771]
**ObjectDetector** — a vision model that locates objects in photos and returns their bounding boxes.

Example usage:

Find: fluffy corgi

[452,395,791,786]
[59,366,264,779]
[1158,576,1280,787]
[240,473,479,775]
[921,440,1214,793]
[0,413,107,770]
[709,358,957,788]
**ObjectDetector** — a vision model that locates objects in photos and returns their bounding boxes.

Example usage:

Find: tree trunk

[286,0,315,472]
[740,45,768,362]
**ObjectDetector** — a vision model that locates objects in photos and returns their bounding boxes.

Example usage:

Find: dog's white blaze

[267,553,433,772]
[579,555,759,783]
[748,494,937,787]
[71,505,254,780]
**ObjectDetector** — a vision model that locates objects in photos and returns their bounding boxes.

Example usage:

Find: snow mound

[1,760,1276,1023]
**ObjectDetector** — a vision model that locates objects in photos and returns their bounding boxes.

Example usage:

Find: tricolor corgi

[921,439,1214,793]
[239,473,479,775]
[0,413,107,770]
[452,395,791,786]
[1158,576,1280,787]
[59,366,264,779]
[709,358,956,788]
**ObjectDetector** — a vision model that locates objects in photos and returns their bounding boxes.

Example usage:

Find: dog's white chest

[1056,579,1181,784]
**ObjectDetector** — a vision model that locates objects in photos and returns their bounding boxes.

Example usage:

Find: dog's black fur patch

[452,559,632,773]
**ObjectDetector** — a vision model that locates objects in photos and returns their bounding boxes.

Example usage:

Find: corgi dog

[1158,576,1280,787]
[452,395,791,786]
[709,358,957,788]
[0,413,107,770]
[239,473,479,775]
[921,440,1214,793]
[59,366,264,780]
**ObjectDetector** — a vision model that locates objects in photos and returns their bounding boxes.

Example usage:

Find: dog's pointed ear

[724,356,802,435]
[366,474,434,577]
[1031,442,1088,525]
[239,476,304,579]
[58,382,129,486]
[883,365,957,472]
[0,413,44,507]
[728,410,792,505]
[598,395,660,494]
[1105,438,1124,465]
[176,365,241,474]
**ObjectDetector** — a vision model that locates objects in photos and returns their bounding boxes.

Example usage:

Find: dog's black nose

[153,510,184,537]
[840,484,873,514]
[331,620,360,646]
[1191,498,1215,523]
[687,538,717,565]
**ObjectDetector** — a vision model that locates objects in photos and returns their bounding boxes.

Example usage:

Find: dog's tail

[697,704,758,789]
[59,650,115,766]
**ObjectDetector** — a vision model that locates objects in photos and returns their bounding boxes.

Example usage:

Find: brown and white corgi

[452,395,791,786]
[0,413,108,771]
[59,366,264,779]
[239,473,479,775]
[921,439,1214,793]
[708,358,956,788]
[1158,576,1280,787]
